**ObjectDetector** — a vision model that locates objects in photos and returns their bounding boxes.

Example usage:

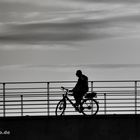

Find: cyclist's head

[76,70,82,77]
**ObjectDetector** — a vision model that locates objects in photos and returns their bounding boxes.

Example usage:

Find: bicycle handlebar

[61,86,69,91]
[61,87,73,97]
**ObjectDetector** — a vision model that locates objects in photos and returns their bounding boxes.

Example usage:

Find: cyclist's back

[73,74,88,93]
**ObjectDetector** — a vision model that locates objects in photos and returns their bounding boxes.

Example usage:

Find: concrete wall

[0,115,140,140]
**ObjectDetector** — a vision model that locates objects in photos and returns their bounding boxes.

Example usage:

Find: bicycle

[55,87,99,116]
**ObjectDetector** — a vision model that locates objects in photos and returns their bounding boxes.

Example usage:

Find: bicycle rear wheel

[55,99,66,116]
[81,98,99,115]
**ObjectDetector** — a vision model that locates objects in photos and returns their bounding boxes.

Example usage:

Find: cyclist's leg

[77,96,81,106]
[73,91,86,106]
[79,92,85,108]
[73,92,80,106]
[76,93,84,106]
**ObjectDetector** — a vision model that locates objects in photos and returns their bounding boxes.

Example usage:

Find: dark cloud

[0,14,139,44]
[1,1,140,45]
[0,20,111,44]
[0,32,93,43]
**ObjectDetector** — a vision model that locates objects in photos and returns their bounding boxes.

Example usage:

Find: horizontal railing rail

[0,80,140,117]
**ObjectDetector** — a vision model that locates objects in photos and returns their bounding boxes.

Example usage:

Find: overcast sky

[0,0,140,82]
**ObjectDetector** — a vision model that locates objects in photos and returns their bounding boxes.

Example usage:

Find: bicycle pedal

[79,109,83,113]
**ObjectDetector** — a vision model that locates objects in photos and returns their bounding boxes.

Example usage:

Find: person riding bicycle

[70,70,89,107]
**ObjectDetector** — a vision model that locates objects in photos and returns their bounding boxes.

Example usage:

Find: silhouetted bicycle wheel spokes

[55,100,66,116]
[82,99,99,115]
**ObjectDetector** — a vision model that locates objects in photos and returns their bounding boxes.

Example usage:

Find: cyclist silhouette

[70,70,89,107]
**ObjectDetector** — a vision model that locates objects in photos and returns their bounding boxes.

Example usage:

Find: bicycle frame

[62,90,77,109]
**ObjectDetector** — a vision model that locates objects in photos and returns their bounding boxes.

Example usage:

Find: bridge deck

[0,114,140,140]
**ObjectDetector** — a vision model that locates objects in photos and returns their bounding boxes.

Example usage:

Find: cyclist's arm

[69,89,73,92]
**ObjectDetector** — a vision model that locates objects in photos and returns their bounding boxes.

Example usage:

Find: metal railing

[0,80,140,117]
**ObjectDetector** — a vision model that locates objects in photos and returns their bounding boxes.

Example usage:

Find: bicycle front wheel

[81,99,99,115]
[55,100,66,116]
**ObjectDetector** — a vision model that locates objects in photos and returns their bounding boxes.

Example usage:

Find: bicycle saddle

[85,92,97,98]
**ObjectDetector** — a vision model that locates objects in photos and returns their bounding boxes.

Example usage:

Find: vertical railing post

[21,95,23,116]
[134,81,137,114]
[91,81,93,92]
[91,81,94,114]
[47,82,50,116]
[3,83,5,117]
[104,93,107,115]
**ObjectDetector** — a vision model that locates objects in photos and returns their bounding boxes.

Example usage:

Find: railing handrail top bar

[0,81,77,84]
[0,80,140,84]
[89,80,140,83]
